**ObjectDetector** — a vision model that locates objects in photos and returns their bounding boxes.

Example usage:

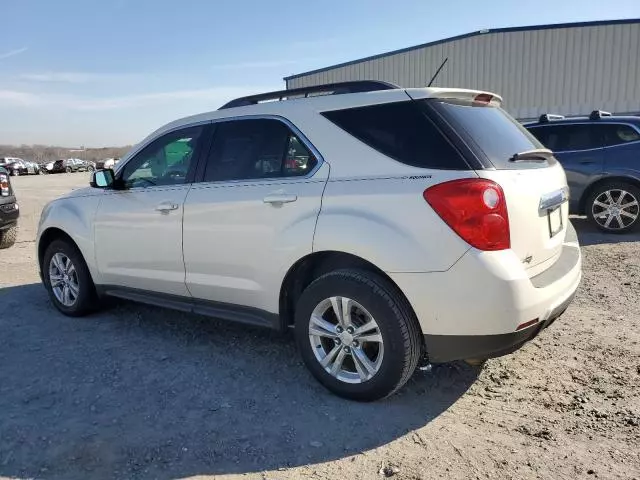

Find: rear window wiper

[509,149,554,162]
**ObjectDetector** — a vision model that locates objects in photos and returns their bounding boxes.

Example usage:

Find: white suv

[37,81,581,401]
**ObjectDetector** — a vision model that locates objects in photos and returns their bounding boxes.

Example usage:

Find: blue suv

[526,111,640,233]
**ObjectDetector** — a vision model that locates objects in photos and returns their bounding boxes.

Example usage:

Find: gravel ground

[1,174,639,480]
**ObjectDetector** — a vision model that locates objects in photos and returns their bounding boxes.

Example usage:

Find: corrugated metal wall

[286,22,640,119]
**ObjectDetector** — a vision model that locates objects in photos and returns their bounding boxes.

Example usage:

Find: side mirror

[90,169,115,188]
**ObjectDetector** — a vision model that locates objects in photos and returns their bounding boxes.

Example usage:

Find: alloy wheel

[49,252,80,307]
[308,296,384,384]
[592,189,639,231]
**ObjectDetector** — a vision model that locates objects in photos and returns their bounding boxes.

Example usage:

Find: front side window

[121,125,203,188]
[600,124,640,146]
[203,119,317,182]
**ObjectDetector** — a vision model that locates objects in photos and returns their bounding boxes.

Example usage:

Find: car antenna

[427,57,448,87]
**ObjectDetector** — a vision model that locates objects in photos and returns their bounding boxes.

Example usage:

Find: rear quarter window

[321,101,468,170]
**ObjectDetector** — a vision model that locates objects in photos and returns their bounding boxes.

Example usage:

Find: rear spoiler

[405,88,503,107]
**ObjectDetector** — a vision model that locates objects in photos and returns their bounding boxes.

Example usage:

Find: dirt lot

[1,174,639,480]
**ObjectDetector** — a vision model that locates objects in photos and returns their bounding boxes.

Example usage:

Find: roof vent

[538,113,565,123]
[589,110,612,120]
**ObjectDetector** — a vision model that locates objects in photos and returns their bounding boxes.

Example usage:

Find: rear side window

[528,124,601,152]
[203,119,317,182]
[321,101,468,169]
[434,100,548,169]
[600,124,640,146]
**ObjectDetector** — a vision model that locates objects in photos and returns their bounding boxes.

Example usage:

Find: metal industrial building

[284,19,640,120]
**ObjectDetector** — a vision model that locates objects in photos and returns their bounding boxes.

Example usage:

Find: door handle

[155,202,179,212]
[579,160,596,165]
[263,193,297,204]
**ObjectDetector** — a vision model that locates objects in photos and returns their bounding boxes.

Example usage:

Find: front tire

[0,225,17,249]
[42,239,98,316]
[586,181,640,233]
[295,269,422,401]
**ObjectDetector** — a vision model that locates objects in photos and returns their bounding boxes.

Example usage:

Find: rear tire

[295,269,422,401]
[42,239,98,316]
[0,225,17,249]
[65,167,72,173]
[586,181,640,233]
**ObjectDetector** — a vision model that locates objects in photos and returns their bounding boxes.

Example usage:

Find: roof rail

[219,81,400,110]
[589,110,612,120]
[538,113,565,123]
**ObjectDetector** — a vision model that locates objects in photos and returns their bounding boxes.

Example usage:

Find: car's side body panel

[313,175,473,273]
[37,191,103,283]
[183,162,330,314]
[93,185,192,296]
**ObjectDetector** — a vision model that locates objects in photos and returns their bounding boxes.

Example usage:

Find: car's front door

[94,124,208,296]
[183,118,329,314]
[528,123,604,210]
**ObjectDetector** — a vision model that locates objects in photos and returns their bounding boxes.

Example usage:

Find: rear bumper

[388,222,581,362]
[424,288,576,362]
[0,198,19,229]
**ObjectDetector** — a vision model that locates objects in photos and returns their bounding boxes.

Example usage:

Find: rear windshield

[321,101,469,170]
[433,100,551,169]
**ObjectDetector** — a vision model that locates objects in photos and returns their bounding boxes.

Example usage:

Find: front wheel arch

[38,228,84,275]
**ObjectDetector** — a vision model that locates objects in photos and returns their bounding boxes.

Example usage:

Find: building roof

[284,18,640,81]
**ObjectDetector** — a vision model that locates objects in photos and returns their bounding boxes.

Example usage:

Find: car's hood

[59,186,97,199]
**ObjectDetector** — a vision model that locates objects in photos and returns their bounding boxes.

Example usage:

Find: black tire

[586,181,640,233]
[42,239,98,316]
[65,167,72,173]
[0,225,17,249]
[295,269,422,401]
[9,170,16,176]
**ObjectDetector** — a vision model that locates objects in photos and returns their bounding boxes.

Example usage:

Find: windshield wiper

[509,149,554,162]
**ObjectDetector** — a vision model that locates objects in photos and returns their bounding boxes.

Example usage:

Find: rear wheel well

[579,176,640,214]
[279,251,421,332]
[38,228,79,271]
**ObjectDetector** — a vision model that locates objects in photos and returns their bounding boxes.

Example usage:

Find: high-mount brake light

[473,93,494,105]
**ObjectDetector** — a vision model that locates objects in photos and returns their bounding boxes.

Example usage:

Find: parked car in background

[69,158,95,172]
[526,111,640,233]
[4,159,39,176]
[37,81,581,401]
[95,158,120,170]
[25,161,42,174]
[43,160,70,174]
[0,157,22,168]
[43,159,93,174]
[0,166,19,249]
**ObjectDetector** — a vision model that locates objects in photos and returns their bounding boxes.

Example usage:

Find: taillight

[0,173,9,196]
[424,179,510,251]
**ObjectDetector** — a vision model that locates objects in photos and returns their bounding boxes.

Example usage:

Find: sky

[1,0,639,147]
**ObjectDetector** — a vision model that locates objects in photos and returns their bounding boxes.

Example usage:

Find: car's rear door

[182,118,328,316]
